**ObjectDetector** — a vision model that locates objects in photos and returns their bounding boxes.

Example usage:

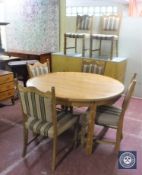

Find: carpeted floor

[0,97,142,175]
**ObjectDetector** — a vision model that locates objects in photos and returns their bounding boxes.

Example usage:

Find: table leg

[85,103,96,155]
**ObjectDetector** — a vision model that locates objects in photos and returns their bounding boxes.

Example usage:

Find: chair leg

[11,96,15,105]
[89,37,93,57]
[99,39,102,56]
[64,34,67,55]
[82,37,85,57]
[22,127,28,157]
[114,129,122,152]
[110,39,114,60]
[75,37,77,53]
[52,136,57,171]
[73,117,80,148]
[80,115,88,147]
[116,40,118,57]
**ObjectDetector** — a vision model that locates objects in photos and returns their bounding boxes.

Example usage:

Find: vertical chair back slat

[82,60,106,75]
[27,59,50,78]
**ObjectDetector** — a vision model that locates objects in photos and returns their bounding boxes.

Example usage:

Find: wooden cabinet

[4,50,52,70]
[0,70,15,104]
[52,52,127,83]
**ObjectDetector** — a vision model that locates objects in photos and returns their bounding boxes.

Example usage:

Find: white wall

[119,17,142,98]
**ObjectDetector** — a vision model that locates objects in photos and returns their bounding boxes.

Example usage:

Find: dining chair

[81,74,136,152]
[18,84,79,171]
[64,14,93,57]
[90,14,121,60]
[82,59,106,75]
[27,59,50,78]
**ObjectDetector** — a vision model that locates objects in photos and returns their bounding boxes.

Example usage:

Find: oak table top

[27,72,124,103]
[27,72,124,154]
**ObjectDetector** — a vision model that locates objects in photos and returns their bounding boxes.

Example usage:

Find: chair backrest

[27,59,50,78]
[100,15,122,35]
[76,14,93,33]
[82,60,106,75]
[122,79,136,115]
[18,84,56,124]
[130,73,137,83]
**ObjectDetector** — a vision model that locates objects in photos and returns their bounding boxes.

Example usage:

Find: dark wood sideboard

[4,50,52,71]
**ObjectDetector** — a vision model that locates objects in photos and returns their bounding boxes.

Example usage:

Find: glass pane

[83,7,88,14]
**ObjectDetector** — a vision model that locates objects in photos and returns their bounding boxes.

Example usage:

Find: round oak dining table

[27,72,124,155]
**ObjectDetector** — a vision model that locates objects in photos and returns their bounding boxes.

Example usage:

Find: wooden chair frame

[95,78,137,152]
[18,84,79,171]
[90,14,122,59]
[64,14,93,57]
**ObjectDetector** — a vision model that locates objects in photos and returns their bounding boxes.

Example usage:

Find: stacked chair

[89,14,122,60]
[64,14,93,57]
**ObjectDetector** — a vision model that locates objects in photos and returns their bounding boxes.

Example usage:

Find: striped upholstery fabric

[77,15,92,30]
[65,33,85,38]
[103,16,120,31]
[30,64,49,77]
[19,90,53,123]
[19,87,77,138]
[91,34,118,40]
[96,105,122,128]
[83,63,105,74]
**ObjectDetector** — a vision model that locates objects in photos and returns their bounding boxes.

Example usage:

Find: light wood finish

[0,70,14,103]
[52,53,127,83]
[27,72,124,154]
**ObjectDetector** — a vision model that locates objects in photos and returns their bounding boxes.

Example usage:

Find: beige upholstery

[81,73,136,152]
[18,85,79,171]
[27,59,50,78]
[64,15,93,57]
[82,60,106,75]
[90,15,122,60]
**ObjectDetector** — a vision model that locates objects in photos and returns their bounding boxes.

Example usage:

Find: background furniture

[8,60,38,86]
[64,15,93,57]
[82,59,106,75]
[26,72,124,155]
[0,70,14,104]
[90,15,121,59]
[0,55,20,70]
[52,52,127,83]
[18,85,78,171]
[4,50,52,71]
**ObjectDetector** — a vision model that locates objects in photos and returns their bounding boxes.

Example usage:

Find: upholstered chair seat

[26,112,77,138]
[96,105,122,128]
